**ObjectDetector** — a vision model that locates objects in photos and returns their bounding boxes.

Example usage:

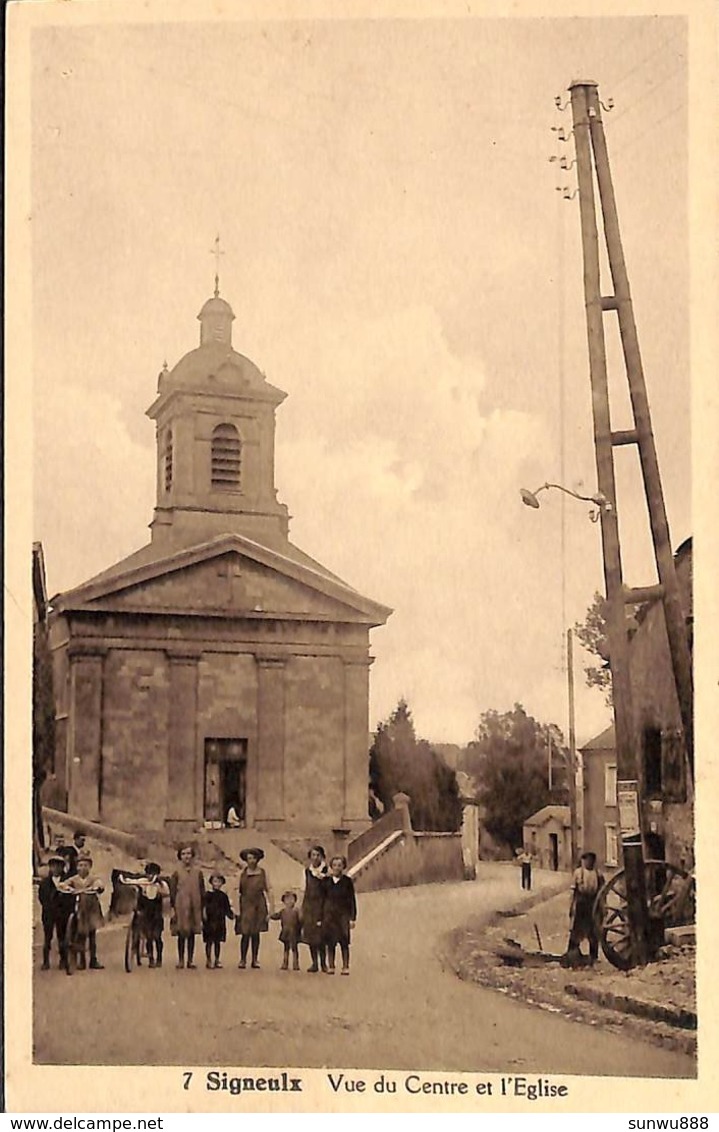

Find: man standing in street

[567,850,605,965]
[518,847,533,891]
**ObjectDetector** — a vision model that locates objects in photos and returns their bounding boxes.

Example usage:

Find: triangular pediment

[52,535,392,626]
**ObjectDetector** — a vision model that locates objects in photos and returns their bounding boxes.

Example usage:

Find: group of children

[37,830,106,972]
[38,835,358,977]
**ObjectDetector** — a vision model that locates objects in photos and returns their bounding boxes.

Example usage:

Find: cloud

[274,304,555,741]
[34,381,154,595]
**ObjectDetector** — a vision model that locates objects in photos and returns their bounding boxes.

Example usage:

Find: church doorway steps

[197,829,305,898]
[203,738,247,827]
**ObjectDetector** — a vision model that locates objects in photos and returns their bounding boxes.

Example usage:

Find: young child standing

[321,856,357,976]
[58,853,105,970]
[270,891,302,970]
[169,844,205,969]
[202,873,234,969]
[38,855,67,969]
[117,862,169,968]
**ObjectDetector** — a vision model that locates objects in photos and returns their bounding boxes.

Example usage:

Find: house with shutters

[49,288,391,841]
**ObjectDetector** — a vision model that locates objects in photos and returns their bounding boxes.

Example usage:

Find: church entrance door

[204,738,248,826]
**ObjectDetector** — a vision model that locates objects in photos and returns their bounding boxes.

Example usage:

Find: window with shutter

[211,423,241,490]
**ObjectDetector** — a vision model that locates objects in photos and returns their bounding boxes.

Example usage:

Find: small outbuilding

[523,804,572,871]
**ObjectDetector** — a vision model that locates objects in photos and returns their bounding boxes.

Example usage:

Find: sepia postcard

[5,0,718,1117]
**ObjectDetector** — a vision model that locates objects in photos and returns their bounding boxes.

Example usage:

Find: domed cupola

[198,293,235,347]
[146,281,290,553]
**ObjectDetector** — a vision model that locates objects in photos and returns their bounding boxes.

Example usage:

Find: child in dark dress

[202,873,234,969]
[270,891,302,971]
[321,856,357,976]
[117,862,169,968]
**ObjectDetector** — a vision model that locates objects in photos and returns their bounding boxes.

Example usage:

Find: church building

[49,287,391,839]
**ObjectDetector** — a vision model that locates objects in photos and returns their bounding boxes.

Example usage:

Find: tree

[462,704,567,850]
[33,616,55,861]
[369,699,462,832]
[574,592,613,706]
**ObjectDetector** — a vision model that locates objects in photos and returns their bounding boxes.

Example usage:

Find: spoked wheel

[595,860,693,971]
[124,916,141,973]
[64,913,79,976]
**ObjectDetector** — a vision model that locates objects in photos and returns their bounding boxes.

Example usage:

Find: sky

[28,8,693,746]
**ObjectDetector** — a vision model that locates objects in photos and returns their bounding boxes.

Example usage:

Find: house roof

[523,804,571,828]
[579,723,616,752]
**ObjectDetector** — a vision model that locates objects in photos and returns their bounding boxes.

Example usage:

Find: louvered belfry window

[164,428,173,492]
[211,423,241,490]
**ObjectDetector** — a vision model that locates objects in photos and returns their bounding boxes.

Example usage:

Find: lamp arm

[541,482,608,507]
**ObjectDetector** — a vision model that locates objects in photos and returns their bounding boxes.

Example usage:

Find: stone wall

[353,832,464,893]
[284,655,345,831]
[100,649,169,831]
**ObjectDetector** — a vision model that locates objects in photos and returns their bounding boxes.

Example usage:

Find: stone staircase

[194,828,305,899]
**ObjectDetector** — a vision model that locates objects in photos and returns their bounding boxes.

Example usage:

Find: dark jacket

[321,874,357,946]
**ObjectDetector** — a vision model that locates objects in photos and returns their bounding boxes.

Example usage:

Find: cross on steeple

[211,234,224,297]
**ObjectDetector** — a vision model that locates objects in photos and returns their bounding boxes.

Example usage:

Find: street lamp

[520,482,612,520]
[518,478,603,870]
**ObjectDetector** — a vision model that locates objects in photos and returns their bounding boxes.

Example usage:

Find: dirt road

[33,864,695,1077]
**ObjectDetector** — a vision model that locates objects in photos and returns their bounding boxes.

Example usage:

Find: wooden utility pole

[566,628,579,868]
[569,80,650,965]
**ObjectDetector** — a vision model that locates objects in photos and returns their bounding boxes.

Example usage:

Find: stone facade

[581,538,694,871]
[49,290,390,838]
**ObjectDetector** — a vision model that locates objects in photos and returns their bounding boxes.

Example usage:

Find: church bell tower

[146,283,290,555]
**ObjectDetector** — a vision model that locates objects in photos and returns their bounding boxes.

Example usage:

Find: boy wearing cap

[58,830,88,878]
[567,850,605,965]
[202,873,234,968]
[38,856,68,969]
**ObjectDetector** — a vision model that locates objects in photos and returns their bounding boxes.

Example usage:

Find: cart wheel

[124,919,136,973]
[595,860,693,970]
[64,914,78,976]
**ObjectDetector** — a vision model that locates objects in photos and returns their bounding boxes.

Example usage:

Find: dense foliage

[462,704,568,849]
[369,699,462,832]
[574,591,613,706]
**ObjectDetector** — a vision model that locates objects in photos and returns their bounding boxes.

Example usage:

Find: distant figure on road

[567,850,605,965]
[237,848,272,969]
[301,844,329,973]
[169,844,205,970]
[517,847,533,891]
[321,855,357,976]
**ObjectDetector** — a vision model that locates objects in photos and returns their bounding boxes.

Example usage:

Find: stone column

[166,650,201,827]
[254,656,286,825]
[342,656,373,832]
[67,645,106,821]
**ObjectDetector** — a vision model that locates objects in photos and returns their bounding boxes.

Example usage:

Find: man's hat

[239,847,265,863]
